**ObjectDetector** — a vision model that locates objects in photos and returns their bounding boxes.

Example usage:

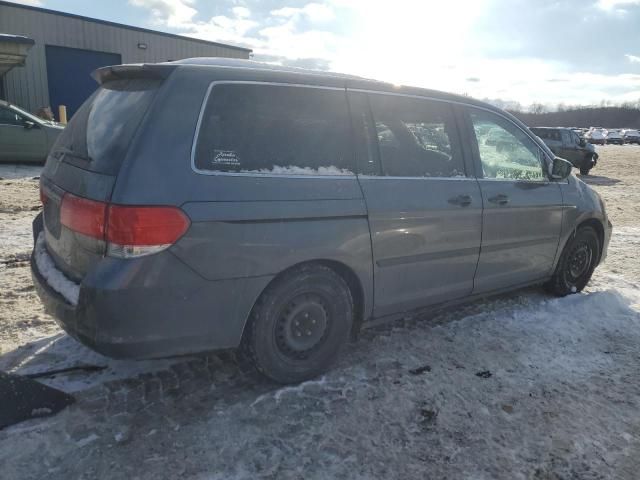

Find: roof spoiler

[92,63,176,84]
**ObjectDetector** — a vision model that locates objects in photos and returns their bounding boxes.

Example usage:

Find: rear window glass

[193,84,354,175]
[52,78,160,175]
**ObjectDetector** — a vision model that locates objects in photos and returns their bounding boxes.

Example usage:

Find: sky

[9,0,640,109]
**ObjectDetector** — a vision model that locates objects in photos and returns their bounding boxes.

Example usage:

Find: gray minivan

[31,58,612,383]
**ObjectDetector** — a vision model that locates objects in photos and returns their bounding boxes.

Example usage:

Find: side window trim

[346,91,382,176]
[463,106,550,183]
[190,80,356,178]
[452,104,480,179]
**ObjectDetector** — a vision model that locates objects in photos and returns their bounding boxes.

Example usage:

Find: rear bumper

[31,218,271,359]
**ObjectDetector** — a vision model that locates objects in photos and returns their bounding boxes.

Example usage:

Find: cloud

[231,6,251,19]
[597,0,640,10]
[271,3,335,22]
[129,0,640,106]
[7,0,43,5]
[129,0,196,28]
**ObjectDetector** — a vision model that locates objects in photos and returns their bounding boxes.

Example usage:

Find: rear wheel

[580,166,591,175]
[241,264,353,384]
[546,227,600,296]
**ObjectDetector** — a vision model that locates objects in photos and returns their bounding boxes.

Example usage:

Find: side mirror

[549,157,572,180]
[23,120,35,129]
[579,138,586,147]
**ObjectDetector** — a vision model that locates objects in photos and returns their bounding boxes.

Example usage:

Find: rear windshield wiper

[53,147,92,162]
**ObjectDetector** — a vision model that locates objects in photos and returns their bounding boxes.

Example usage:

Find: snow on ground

[1,147,640,479]
[0,271,638,479]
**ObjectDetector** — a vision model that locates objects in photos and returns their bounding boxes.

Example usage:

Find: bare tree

[529,103,547,114]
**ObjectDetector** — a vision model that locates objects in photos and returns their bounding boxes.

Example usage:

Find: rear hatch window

[50,78,161,175]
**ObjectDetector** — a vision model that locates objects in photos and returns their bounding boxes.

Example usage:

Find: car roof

[164,57,500,113]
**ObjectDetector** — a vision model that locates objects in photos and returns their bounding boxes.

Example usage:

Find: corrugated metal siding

[0,3,250,112]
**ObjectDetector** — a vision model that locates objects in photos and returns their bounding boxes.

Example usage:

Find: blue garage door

[45,45,121,118]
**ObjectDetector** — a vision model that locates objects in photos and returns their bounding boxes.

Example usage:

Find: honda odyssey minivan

[31,58,612,383]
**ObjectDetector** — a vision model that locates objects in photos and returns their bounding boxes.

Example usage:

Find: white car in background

[621,129,640,144]
[585,128,606,145]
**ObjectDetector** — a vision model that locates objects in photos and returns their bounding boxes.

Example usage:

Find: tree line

[507,103,640,129]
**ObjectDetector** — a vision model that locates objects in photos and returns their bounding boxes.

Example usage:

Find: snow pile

[33,233,79,305]
[240,165,354,176]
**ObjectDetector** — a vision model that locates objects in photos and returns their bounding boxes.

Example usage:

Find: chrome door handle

[448,194,472,207]
[488,194,510,205]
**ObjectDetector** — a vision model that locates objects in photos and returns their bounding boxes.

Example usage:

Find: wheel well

[576,219,605,262]
[258,260,365,339]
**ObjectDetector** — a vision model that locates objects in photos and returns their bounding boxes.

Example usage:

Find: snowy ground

[1,147,639,479]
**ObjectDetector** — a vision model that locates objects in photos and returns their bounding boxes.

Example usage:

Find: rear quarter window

[193,84,354,175]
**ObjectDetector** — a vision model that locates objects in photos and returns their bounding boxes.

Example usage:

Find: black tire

[241,264,353,384]
[545,227,600,296]
[580,166,591,175]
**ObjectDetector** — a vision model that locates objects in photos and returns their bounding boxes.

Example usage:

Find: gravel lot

[0,146,639,479]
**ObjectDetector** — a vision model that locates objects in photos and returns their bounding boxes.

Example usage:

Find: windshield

[8,104,45,125]
[51,78,160,175]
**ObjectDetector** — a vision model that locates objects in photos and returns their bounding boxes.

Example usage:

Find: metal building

[0,0,251,116]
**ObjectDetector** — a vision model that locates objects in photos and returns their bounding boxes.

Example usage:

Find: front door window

[469,111,546,181]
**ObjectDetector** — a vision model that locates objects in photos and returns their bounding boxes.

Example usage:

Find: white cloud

[129,0,197,28]
[6,0,44,5]
[271,3,335,22]
[231,6,251,19]
[597,0,640,11]
[130,0,640,106]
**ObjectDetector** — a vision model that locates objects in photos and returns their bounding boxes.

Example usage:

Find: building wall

[0,2,250,112]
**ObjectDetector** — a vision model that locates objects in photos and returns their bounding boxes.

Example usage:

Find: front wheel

[241,264,354,384]
[580,166,591,175]
[545,227,600,296]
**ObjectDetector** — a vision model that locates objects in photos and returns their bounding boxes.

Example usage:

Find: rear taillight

[60,194,107,239]
[106,205,190,258]
[59,192,190,258]
[39,185,48,205]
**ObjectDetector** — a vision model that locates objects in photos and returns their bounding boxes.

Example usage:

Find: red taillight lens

[60,193,107,240]
[59,193,190,258]
[106,205,190,246]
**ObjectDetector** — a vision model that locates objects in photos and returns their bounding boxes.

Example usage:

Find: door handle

[448,194,472,207]
[488,194,510,205]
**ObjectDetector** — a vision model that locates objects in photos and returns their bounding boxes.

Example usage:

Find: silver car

[0,100,64,163]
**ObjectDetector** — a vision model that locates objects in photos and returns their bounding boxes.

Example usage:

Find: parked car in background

[0,100,64,163]
[530,127,598,175]
[31,58,611,384]
[604,129,624,145]
[621,129,640,144]
[585,128,606,145]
